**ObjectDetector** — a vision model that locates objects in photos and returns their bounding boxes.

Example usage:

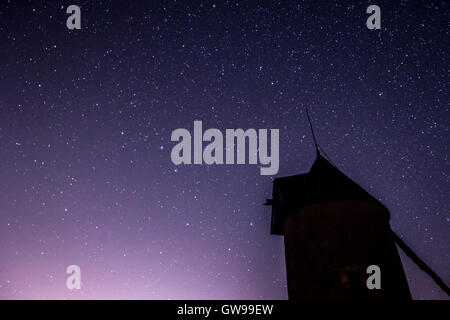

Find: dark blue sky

[0,1,448,299]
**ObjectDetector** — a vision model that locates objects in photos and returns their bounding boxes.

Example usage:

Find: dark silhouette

[266,153,412,299]
[265,107,449,299]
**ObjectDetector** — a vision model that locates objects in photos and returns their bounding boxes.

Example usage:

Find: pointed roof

[268,154,389,235]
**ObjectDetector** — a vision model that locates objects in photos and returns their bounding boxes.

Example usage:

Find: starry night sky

[0,1,448,299]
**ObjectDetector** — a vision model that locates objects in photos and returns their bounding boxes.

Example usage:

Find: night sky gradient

[0,1,448,299]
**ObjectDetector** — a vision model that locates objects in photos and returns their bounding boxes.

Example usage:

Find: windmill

[265,108,449,299]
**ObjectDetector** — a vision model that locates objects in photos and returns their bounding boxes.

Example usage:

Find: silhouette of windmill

[265,108,449,300]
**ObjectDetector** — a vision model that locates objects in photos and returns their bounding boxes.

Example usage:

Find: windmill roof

[269,154,389,235]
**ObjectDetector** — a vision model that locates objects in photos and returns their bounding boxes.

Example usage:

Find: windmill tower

[266,109,412,300]
[267,153,413,299]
